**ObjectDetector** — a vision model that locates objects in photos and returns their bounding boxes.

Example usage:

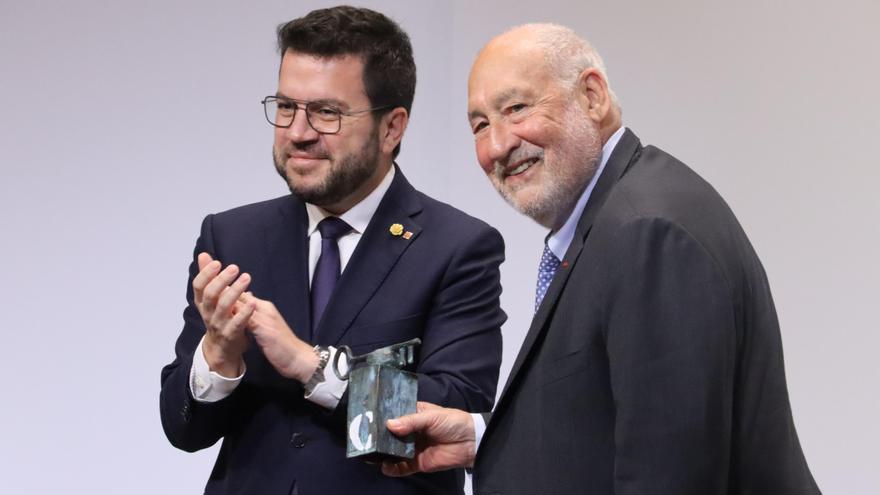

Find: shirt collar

[305,165,396,235]
[547,125,625,259]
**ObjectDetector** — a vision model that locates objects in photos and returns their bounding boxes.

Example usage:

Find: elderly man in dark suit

[382,23,820,495]
[159,7,504,494]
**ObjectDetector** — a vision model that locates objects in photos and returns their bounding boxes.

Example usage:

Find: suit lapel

[314,167,423,346]
[491,129,643,417]
[263,196,312,338]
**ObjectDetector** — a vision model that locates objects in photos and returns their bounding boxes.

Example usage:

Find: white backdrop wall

[1,1,877,493]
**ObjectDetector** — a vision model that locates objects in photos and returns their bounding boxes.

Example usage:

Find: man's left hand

[241,293,319,384]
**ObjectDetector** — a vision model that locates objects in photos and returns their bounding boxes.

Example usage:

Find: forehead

[277,51,368,105]
[467,39,557,113]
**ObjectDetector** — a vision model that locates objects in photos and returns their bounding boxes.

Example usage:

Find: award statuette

[332,338,421,461]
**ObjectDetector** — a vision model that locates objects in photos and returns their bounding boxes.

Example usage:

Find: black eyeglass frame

[261,95,391,135]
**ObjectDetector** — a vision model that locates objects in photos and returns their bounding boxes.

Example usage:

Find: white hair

[508,23,620,109]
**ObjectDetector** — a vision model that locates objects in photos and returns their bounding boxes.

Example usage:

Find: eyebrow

[275,92,348,109]
[468,88,522,120]
[467,108,485,121]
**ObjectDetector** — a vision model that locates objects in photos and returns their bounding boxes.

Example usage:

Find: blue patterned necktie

[310,217,353,338]
[535,243,561,312]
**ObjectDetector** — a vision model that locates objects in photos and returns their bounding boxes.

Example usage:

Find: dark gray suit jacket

[474,129,820,494]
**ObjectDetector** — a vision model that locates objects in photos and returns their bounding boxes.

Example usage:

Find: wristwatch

[303,345,331,395]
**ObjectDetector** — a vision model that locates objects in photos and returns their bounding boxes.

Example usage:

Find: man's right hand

[192,252,255,377]
[381,402,477,477]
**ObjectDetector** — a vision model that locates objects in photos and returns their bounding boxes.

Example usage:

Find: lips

[505,156,541,177]
[283,142,330,162]
[288,153,328,161]
[285,154,329,177]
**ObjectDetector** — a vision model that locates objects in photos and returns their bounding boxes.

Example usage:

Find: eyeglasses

[261,96,390,135]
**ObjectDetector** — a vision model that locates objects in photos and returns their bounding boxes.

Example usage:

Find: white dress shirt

[189,166,397,409]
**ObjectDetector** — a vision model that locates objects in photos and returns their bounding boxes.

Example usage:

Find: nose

[484,122,520,167]
[282,106,320,144]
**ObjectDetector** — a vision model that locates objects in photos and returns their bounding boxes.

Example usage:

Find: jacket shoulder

[595,145,763,293]
[604,146,739,231]
[208,195,294,228]
[412,190,501,241]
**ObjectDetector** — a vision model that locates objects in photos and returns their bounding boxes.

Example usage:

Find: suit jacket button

[180,403,191,422]
[291,432,306,448]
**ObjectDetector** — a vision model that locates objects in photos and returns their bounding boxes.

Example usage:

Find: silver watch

[303,345,331,395]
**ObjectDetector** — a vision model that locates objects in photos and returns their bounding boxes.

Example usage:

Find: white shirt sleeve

[189,337,350,409]
[303,346,349,410]
[189,337,245,402]
[472,412,487,452]
[467,412,487,492]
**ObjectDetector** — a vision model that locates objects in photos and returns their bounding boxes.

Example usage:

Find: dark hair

[277,6,416,157]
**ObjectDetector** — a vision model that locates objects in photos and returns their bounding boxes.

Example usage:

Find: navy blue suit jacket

[160,169,505,494]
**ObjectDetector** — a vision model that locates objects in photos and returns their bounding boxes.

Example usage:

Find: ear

[379,107,409,156]
[575,68,611,125]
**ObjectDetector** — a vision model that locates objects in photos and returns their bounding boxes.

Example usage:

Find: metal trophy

[332,338,421,461]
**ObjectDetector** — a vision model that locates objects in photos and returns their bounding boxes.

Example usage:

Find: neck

[598,108,622,146]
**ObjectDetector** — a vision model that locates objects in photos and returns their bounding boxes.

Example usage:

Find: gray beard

[492,111,601,230]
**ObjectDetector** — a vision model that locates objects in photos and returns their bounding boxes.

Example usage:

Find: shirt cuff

[189,337,245,403]
[472,412,487,453]
[303,346,349,410]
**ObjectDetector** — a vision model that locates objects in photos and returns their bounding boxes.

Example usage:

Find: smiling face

[272,51,391,213]
[467,34,602,229]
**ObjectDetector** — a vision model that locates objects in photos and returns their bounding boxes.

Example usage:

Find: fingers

[203,264,240,311]
[216,272,251,318]
[238,293,263,329]
[386,402,443,436]
[241,295,283,328]
[192,257,256,333]
[416,401,442,413]
[227,297,256,334]
[197,252,214,271]
[192,258,222,305]
[238,291,254,305]
[381,460,419,477]
[386,411,433,437]
[247,294,275,313]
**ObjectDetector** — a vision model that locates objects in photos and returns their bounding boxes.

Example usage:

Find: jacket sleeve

[416,225,506,413]
[604,217,736,494]
[159,214,242,452]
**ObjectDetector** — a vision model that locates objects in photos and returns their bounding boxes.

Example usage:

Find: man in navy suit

[382,23,820,494]
[159,7,504,494]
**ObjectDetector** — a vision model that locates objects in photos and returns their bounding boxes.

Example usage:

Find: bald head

[478,25,618,105]
[466,24,622,230]
[469,24,621,147]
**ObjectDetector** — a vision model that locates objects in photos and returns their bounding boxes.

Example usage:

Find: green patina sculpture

[333,338,421,460]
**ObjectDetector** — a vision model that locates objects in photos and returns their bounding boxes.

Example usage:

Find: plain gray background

[1,0,877,493]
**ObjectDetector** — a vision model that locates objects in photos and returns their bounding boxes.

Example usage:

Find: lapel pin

[403,231,413,240]
[389,223,404,236]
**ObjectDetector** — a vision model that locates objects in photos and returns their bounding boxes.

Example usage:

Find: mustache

[280,142,330,160]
